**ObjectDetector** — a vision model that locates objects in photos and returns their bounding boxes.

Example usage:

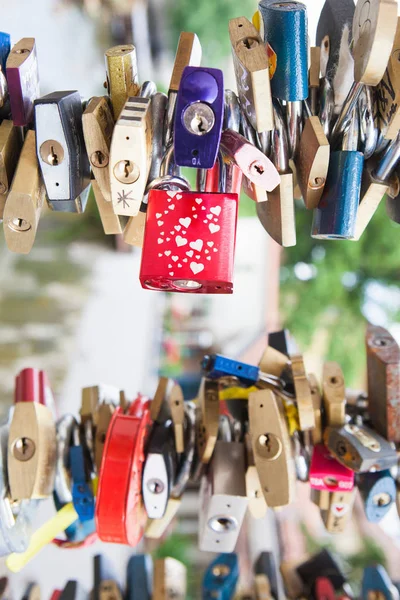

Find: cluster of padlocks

[13,551,400,599]
[1,0,400,292]
[1,323,399,586]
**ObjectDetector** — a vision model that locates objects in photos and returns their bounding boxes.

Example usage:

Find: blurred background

[0,0,400,597]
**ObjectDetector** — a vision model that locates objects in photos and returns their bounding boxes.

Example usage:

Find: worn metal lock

[309,444,354,494]
[6,38,39,127]
[109,94,152,217]
[324,423,398,472]
[296,113,330,209]
[142,421,176,519]
[358,469,396,523]
[312,111,364,240]
[256,100,296,247]
[3,129,45,254]
[82,96,114,203]
[248,389,296,507]
[290,354,315,431]
[95,397,152,545]
[197,378,220,464]
[228,16,273,133]
[0,423,33,556]
[174,66,224,170]
[366,324,400,442]
[202,554,239,600]
[164,32,202,147]
[199,440,248,553]
[34,91,90,212]
[140,159,239,293]
[322,362,346,428]
[244,432,267,519]
[153,557,187,600]
[70,428,95,523]
[0,120,22,219]
[104,45,139,120]
[8,392,56,500]
[316,0,355,82]
[362,566,398,600]
[126,555,152,600]
[331,0,398,146]
[377,17,400,141]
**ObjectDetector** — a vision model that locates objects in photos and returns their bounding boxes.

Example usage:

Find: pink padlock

[309,443,354,493]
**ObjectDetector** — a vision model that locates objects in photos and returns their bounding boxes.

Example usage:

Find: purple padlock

[174,66,224,169]
[6,38,40,127]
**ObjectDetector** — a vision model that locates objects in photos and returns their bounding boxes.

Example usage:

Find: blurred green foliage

[280,199,400,385]
[168,0,256,65]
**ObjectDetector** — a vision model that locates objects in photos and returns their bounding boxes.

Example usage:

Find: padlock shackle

[224,89,241,133]
[271,100,290,173]
[374,130,400,183]
[358,86,378,160]
[147,92,168,185]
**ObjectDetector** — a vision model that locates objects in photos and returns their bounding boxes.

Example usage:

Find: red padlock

[95,395,152,546]
[140,156,240,294]
[314,578,336,600]
[309,444,354,493]
[14,368,55,413]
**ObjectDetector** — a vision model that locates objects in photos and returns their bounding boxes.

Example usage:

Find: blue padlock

[126,555,152,600]
[362,566,395,600]
[358,470,396,523]
[53,491,95,543]
[70,433,95,523]
[201,354,259,385]
[312,109,363,239]
[258,1,308,102]
[0,33,11,74]
[202,554,239,600]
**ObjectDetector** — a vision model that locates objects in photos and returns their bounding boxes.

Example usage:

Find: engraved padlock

[174,66,224,170]
[312,108,363,239]
[140,149,239,293]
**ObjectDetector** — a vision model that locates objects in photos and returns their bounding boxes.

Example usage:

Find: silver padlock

[199,440,248,553]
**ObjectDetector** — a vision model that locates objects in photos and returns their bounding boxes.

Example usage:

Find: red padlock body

[140,190,238,294]
[309,444,354,493]
[15,368,47,404]
[314,578,336,600]
[96,406,152,546]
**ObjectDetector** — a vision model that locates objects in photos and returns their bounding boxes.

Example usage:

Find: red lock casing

[95,401,152,546]
[140,189,238,293]
[309,443,354,493]
[15,367,52,405]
